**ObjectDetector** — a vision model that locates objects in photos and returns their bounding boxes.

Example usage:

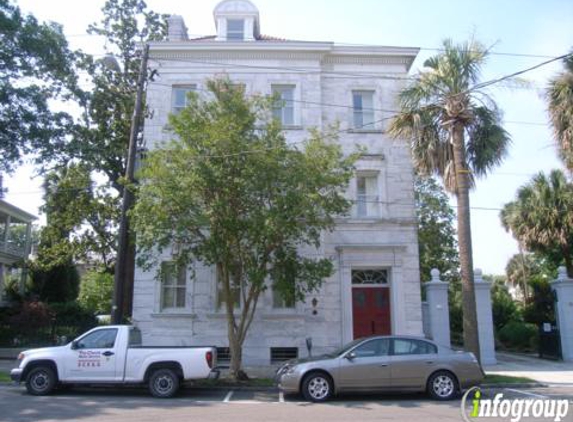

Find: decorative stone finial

[430,268,440,282]
[557,266,568,281]
[474,268,483,282]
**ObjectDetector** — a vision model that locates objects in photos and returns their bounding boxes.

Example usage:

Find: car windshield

[326,338,365,357]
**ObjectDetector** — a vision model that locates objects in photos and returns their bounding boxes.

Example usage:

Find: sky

[5,0,573,276]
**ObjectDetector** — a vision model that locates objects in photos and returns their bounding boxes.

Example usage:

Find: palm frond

[465,106,511,177]
[547,57,573,170]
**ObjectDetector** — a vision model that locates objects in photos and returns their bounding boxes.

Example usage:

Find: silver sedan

[276,335,484,402]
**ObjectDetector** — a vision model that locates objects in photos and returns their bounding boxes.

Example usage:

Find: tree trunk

[229,336,247,380]
[451,122,481,363]
[219,262,248,381]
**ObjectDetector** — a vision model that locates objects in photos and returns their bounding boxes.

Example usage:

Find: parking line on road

[279,391,284,403]
[223,390,234,403]
[504,388,549,399]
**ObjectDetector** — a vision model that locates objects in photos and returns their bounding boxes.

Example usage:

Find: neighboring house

[133,0,423,366]
[0,198,36,306]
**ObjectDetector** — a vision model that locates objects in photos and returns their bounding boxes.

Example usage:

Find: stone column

[474,269,497,365]
[424,269,450,348]
[551,267,573,361]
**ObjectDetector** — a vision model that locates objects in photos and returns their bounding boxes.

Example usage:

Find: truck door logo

[78,350,102,367]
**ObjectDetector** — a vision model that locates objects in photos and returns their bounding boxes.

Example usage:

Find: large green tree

[501,169,573,277]
[35,164,119,270]
[132,79,357,379]
[415,176,459,282]
[389,39,511,362]
[0,0,80,173]
[547,53,573,171]
[25,0,167,314]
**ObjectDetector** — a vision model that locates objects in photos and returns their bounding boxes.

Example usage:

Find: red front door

[352,287,391,339]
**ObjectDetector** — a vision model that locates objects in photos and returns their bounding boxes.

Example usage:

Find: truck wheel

[149,368,180,398]
[26,366,57,396]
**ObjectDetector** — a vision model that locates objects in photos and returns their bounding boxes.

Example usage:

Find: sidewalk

[0,359,16,374]
[485,351,573,385]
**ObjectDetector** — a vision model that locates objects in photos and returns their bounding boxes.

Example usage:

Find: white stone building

[133,0,423,366]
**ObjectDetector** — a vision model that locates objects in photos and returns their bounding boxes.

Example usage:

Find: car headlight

[469,352,478,364]
[277,364,296,376]
[17,353,25,361]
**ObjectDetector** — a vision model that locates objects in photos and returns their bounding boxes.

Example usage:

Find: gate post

[424,269,450,348]
[474,269,497,365]
[551,267,573,361]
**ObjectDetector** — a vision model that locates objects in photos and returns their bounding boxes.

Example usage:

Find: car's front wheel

[149,368,180,398]
[25,366,57,396]
[427,370,458,400]
[301,372,333,402]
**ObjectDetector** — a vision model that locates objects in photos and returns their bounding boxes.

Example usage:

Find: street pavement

[1,383,572,422]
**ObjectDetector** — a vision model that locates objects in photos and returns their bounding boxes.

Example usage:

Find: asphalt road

[1,384,572,422]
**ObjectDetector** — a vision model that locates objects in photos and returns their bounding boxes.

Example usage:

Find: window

[272,282,295,309]
[161,261,186,310]
[356,174,379,217]
[217,347,231,363]
[171,86,196,114]
[129,328,142,346]
[270,347,298,364]
[76,329,118,349]
[352,90,375,129]
[352,269,388,285]
[392,339,437,355]
[352,339,390,357]
[272,85,295,126]
[227,19,244,40]
[217,268,241,309]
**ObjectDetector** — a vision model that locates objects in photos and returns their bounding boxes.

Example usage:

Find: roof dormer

[213,0,260,42]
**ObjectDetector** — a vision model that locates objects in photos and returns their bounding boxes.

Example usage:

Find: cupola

[213,0,260,41]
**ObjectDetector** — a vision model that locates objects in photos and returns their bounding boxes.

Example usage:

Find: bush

[449,288,463,345]
[8,300,54,335]
[492,286,521,332]
[78,270,113,314]
[49,301,98,329]
[498,321,538,351]
[30,261,80,303]
[0,300,54,346]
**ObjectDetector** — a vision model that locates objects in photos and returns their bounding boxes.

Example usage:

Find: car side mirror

[345,352,356,360]
[71,340,79,350]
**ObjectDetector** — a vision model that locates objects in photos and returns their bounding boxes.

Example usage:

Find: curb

[0,380,279,392]
[481,382,547,389]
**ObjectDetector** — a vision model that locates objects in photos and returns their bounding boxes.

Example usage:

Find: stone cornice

[150,50,326,62]
[148,41,419,68]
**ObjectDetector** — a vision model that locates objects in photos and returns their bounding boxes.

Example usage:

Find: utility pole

[112,44,149,324]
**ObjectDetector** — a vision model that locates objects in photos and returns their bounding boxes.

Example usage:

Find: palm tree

[389,39,511,362]
[501,170,573,277]
[547,54,573,171]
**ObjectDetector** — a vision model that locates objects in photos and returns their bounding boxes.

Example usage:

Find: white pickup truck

[10,325,219,398]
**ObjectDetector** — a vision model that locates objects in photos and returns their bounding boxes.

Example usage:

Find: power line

[145,81,549,128]
[470,53,573,93]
